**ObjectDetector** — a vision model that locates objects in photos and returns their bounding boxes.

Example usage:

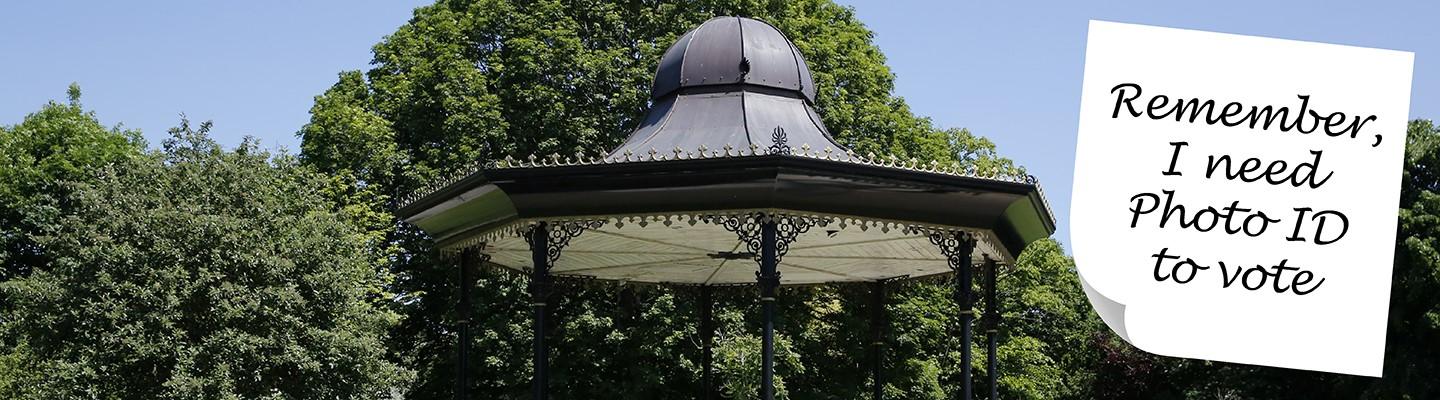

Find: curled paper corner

[1079,274,1129,342]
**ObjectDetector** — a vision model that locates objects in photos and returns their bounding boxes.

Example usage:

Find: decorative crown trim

[398,143,1046,213]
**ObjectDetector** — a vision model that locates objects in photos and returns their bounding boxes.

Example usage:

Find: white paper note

[1070,21,1413,377]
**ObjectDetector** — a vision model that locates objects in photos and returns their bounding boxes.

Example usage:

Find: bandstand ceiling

[477,215,1009,285]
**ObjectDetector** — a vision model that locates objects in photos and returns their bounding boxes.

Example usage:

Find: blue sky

[3,1,1435,248]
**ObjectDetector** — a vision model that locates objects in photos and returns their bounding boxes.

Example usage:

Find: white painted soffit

[462,213,1009,285]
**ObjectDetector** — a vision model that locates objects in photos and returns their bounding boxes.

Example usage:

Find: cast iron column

[983,258,999,400]
[758,220,779,400]
[529,223,552,400]
[958,253,974,400]
[456,248,477,400]
[928,231,974,400]
[700,286,715,400]
[870,281,886,400]
[714,212,815,400]
[521,220,595,400]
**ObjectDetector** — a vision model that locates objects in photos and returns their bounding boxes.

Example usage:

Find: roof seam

[735,17,755,151]
[734,16,745,85]
[801,94,844,149]
[769,19,808,101]
[675,21,697,93]
[790,40,806,101]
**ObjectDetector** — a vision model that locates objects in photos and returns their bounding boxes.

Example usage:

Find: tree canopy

[0,84,144,282]
[0,87,147,395]
[0,97,409,399]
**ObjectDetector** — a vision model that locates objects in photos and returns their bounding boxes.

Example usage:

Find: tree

[993,239,1103,399]
[0,118,411,398]
[0,84,144,281]
[0,85,146,395]
[1381,119,1440,398]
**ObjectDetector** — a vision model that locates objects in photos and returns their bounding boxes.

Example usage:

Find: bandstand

[396,16,1056,400]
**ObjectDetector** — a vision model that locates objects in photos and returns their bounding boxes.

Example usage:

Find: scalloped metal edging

[397,143,1051,220]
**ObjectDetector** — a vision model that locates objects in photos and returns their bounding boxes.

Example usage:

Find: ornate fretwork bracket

[926,229,977,272]
[709,212,829,292]
[521,220,602,305]
[707,212,828,266]
[710,213,763,263]
[460,245,493,280]
[928,229,979,313]
[521,220,604,268]
[475,251,493,270]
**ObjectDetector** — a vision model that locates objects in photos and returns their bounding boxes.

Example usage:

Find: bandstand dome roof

[611,16,842,163]
[396,16,1057,286]
[651,16,818,103]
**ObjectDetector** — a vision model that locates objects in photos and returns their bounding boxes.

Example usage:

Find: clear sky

[3,1,1435,249]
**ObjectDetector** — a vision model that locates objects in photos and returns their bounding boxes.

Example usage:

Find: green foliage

[996,239,1101,399]
[0,83,144,281]
[0,115,410,398]
[0,86,147,397]
[0,342,31,398]
[715,332,804,400]
[301,0,1020,198]
[1376,119,1440,398]
[1365,118,1434,397]
[549,286,697,399]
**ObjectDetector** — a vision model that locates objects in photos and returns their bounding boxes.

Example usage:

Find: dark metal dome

[612,16,845,160]
[651,16,817,102]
